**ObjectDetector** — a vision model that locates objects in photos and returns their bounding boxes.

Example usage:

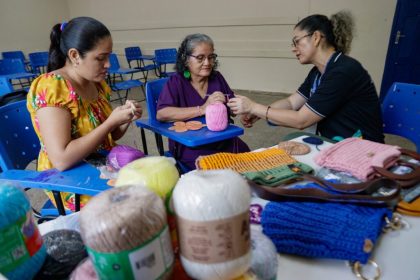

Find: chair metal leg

[75,193,81,212]
[140,128,148,155]
[124,89,129,104]
[138,85,146,102]
[52,190,66,216]
[154,133,165,156]
[142,70,149,82]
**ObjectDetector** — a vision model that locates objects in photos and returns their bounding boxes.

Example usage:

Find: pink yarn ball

[205,102,228,131]
[107,145,145,170]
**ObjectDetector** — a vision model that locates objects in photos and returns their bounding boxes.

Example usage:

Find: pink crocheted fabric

[206,102,228,131]
[314,138,401,180]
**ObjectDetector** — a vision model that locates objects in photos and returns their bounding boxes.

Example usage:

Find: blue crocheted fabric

[261,201,392,264]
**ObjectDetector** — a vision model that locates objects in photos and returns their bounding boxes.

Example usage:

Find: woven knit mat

[196,147,297,173]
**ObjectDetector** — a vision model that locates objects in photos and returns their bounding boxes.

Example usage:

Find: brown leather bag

[249,174,401,206]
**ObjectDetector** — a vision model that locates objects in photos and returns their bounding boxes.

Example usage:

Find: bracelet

[265,105,271,120]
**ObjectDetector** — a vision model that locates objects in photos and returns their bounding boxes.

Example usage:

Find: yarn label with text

[0,211,43,273]
[87,225,174,280]
[177,211,250,263]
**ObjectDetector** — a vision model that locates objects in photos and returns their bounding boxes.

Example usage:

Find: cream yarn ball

[172,169,251,280]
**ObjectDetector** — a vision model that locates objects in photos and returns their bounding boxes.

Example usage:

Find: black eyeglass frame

[291,33,314,48]
[188,53,218,63]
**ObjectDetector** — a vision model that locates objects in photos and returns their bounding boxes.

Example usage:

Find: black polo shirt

[297,52,384,142]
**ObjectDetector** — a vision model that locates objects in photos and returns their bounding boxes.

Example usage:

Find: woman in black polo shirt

[227,11,384,143]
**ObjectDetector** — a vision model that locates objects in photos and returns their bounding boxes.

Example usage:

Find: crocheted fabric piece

[278,141,311,155]
[261,201,392,263]
[314,138,401,180]
[196,148,297,173]
[243,163,313,186]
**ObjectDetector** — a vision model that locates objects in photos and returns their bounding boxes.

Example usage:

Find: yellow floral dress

[27,73,116,211]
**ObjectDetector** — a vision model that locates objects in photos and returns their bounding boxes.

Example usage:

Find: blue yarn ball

[302,136,324,145]
[0,184,46,280]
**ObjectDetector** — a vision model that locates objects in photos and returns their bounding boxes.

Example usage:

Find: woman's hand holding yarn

[227,94,255,115]
[107,103,139,126]
[125,99,143,121]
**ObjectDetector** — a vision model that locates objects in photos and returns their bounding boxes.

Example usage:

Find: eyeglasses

[291,33,313,48]
[188,53,218,64]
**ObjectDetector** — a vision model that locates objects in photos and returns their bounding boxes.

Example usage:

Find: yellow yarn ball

[115,156,179,199]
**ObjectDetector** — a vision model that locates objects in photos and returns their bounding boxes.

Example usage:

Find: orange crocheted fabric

[196,148,297,173]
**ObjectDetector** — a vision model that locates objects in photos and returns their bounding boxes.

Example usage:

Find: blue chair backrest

[0,59,27,75]
[125,47,142,63]
[145,78,169,121]
[29,51,49,73]
[382,82,420,152]
[2,51,26,63]
[154,48,177,66]
[0,77,14,96]
[0,100,40,170]
[109,53,121,71]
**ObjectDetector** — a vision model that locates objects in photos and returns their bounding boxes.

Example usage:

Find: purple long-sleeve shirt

[157,72,250,170]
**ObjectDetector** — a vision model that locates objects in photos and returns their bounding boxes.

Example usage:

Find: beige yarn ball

[79,185,174,280]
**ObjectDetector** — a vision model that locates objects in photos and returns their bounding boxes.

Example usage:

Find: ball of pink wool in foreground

[206,102,228,131]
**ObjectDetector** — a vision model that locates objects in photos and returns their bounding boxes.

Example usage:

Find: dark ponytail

[47,17,111,72]
[295,10,354,54]
[47,24,66,72]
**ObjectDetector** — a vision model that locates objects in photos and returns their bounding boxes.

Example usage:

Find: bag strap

[401,148,420,160]
[248,174,401,205]
[373,162,420,186]
[372,149,420,187]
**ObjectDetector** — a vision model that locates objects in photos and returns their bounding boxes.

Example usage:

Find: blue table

[135,117,244,155]
[0,162,110,215]
[0,73,37,89]
[0,162,109,196]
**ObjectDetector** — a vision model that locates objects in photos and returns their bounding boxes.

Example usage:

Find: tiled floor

[26,86,415,213]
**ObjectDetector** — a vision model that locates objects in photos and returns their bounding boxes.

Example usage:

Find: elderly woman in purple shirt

[156,33,250,170]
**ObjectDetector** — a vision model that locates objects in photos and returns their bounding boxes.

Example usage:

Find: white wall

[67,0,397,93]
[0,0,397,94]
[0,0,69,53]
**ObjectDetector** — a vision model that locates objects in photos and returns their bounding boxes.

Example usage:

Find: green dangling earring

[183,70,191,79]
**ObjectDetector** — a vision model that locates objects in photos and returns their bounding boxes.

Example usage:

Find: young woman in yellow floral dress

[27,17,143,211]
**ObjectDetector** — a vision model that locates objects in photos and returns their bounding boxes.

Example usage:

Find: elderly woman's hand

[227,94,255,115]
[200,91,227,113]
[207,91,227,104]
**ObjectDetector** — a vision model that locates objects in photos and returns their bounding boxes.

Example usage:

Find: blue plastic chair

[154,48,177,77]
[146,78,168,123]
[2,51,30,69]
[0,100,109,220]
[382,82,420,152]
[0,76,14,96]
[143,78,191,173]
[125,46,157,82]
[28,51,49,75]
[107,53,144,104]
[0,59,36,89]
[2,50,26,61]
